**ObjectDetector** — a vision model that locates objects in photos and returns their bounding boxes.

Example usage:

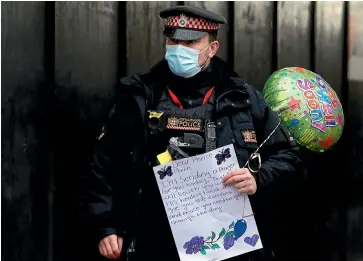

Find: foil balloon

[263,67,344,152]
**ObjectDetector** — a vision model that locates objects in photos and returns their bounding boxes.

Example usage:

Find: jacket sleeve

[248,87,305,195]
[79,102,132,242]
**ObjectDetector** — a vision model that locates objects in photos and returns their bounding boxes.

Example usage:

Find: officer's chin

[169,68,201,80]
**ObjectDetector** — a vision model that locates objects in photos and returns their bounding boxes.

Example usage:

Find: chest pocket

[230,111,260,168]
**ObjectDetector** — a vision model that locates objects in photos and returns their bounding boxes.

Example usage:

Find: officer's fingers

[235,179,251,189]
[224,172,250,185]
[224,175,241,185]
[223,169,239,181]
[109,236,121,258]
[238,180,257,195]
[238,187,249,194]
[104,238,118,259]
[222,173,232,183]
[223,172,236,183]
[231,168,250,176]
[99,241,107,257]
[223,168,249,182]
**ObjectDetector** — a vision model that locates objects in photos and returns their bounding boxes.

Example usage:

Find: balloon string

[252,118,282,155]
[241,194,256,219]
[242,194,246,218]
[242,118,281,173]
[241,118,282,219]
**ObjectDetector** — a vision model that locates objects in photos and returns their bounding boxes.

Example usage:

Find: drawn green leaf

[211,243,220,249]
[206,236,211,240]
[219,228,226,237]
[211,231,216,240]
[224,231,235,239]
[202,245,210,250]
[200,249,207,255]
[229,221,235,229]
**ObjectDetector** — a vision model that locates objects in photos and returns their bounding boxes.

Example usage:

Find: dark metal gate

[2,1,363,261]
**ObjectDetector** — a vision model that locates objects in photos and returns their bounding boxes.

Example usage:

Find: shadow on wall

[51,85,116,261]
[1,79,116,261]
[1,81,55,261]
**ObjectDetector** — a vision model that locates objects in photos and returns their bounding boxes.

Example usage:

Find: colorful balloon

[263,67,344,152]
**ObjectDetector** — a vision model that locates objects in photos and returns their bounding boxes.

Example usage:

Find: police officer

[81,5,303,261]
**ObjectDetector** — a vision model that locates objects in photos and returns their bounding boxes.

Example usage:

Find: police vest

[147,87,216,164]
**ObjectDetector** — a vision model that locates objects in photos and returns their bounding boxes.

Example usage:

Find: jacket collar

[117,56,251,114]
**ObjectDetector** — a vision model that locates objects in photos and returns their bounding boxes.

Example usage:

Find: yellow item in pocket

[157,150,173,165]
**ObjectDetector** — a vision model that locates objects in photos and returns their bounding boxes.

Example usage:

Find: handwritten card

[152,144,263,261]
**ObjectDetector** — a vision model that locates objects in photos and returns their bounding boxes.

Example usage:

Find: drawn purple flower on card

[223,235,235,250]
[183,236,204,254]
[181,217,255,255]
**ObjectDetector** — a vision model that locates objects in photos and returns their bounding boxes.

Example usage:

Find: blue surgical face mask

[165,44,210,78]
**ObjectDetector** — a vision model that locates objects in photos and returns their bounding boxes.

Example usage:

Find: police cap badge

[159,5,228,41]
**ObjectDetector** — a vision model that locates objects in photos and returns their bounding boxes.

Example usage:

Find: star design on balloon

[294,67,306,73]
[287,97,301,111]
[337,114,343,126]
[319,135,334,149]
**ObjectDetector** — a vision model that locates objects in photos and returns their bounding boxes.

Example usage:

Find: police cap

[159,5,228,41]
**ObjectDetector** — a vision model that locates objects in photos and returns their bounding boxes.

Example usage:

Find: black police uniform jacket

[81,56,304,261]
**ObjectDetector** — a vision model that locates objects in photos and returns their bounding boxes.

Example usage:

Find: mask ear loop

[243,118,282,174]
[200,43,213,70]
[200,57,210,70]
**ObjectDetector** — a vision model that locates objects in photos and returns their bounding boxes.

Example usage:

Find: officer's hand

[222,168,257,195]
[99,234,123,259]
